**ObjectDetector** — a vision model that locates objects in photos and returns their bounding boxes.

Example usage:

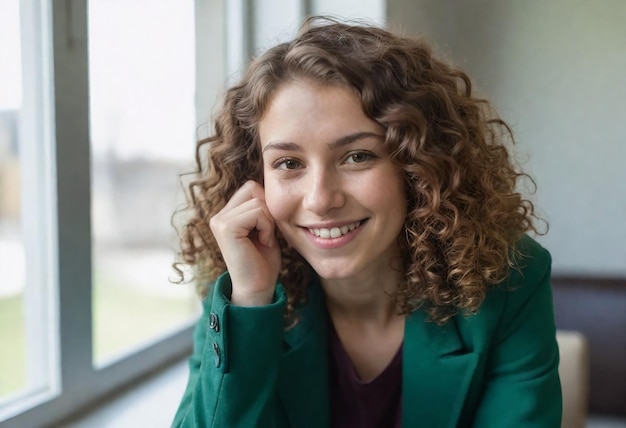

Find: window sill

[58,358,189,427]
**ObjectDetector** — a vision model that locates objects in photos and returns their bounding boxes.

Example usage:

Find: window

[0,1,225,426]
[0,0,29,398]
[0,0,58,419]
[88,0,199,366]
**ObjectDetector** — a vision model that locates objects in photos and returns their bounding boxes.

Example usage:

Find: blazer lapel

[277,281,331,428]
[403,310,480,428]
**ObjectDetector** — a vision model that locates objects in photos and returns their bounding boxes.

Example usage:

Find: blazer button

[209,313,220,332]
[212,342,221,368]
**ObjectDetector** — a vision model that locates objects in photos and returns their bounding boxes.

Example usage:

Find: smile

[308,221,362,239]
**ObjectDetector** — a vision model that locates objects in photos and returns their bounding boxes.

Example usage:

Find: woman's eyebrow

[328,131,384,149]
[262,131,383,154]
[262,141,301,153]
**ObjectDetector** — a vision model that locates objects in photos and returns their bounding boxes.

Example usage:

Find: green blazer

[173,235,562,427]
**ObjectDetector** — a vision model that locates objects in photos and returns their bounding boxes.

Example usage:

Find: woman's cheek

[264,180,289,223]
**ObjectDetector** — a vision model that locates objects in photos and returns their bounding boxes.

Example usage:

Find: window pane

[0,113,26,400]
[88,0,199,365]
[0,0,26,397]
[0,0,56,407]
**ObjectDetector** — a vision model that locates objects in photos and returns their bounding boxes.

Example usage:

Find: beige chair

[556,330,589,428]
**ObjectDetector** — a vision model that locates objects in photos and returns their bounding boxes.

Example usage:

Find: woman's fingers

[221,180,267,212]
[211,196,275,246]
[208,180,281,306]
[216,180,275,248]
[219,199,275,247]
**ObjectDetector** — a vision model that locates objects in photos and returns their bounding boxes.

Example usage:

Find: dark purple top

[328,323,403,428]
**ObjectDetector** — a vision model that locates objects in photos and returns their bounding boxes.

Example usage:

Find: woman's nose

[302,167,346,215]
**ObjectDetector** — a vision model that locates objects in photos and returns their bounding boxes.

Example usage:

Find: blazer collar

[403,309,480,428]
[277,281,479,428]
[277,279,331,428]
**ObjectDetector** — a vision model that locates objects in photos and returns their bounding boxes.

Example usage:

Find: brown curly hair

[174,16,543,324]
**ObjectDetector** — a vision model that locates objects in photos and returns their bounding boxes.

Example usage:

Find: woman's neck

[323,266,406,382]
[321,263,404,326]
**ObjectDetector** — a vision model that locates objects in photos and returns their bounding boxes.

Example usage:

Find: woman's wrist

[230,287,275,307]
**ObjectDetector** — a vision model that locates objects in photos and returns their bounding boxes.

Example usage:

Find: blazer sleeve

[472,237,562,428]
[172,272,287,428]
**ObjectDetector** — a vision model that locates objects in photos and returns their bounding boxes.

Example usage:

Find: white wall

[388,0,626,276]
[250,0,386,55]
[311,0,386,25]
[252,0,305,53]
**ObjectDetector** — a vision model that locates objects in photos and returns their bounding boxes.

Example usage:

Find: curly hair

[174,16,543,324]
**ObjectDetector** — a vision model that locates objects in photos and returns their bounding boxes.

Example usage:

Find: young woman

[172,17,561,428]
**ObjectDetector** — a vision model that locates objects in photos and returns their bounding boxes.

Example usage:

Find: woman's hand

[210,180,281,306]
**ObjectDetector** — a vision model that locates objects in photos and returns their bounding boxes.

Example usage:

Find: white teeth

[308,221,361,239]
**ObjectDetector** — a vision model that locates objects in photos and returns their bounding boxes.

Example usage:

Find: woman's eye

[346,152,375,164]
[274,158,302,170]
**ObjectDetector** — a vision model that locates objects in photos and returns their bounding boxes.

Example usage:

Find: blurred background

[0,0,624,427]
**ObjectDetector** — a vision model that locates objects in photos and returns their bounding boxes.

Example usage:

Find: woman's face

[259,78,407,283]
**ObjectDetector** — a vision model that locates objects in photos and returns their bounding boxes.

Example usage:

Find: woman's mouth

[307,220,363,239]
